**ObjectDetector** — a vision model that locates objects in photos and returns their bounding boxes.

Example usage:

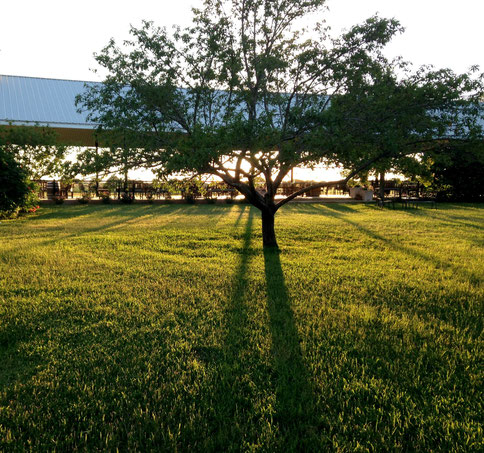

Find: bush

[121,192,134,204]
[53,196,65,205]
[185,194,196,204]
[430,143,484,201]
[0,149,39,217]
[77,194,91,204]
[100,193,112,204]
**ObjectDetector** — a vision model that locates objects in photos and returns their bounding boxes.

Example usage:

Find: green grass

[0,203,482,451]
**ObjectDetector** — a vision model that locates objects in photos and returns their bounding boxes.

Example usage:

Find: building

[0,74,98,146]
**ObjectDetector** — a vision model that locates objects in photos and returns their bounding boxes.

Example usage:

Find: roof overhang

[0,121,98,147]
[0,75,100,147]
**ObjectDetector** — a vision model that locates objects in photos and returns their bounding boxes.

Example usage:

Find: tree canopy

[322,65,484,198]
[77,0,484,247]
[0,147,37,217]
[0,126,67,180]
[0,125,67,216]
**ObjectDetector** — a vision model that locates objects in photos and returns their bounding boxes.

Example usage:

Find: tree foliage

[0,126,67,179]
[0,126,64,216]
[0,148,38,217]
[322,65,484,197]
[426,142,484,201]
[77,0,484,247]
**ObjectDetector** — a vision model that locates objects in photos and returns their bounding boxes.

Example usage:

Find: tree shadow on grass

[189,208,259,448]
[263,247,320,449]
[225,209,253,349]
[402,207,484,232]
[315,205,482,332]
[346,210,478,284]
[313,204,480,282]
[0,318,47,393]
[32,203,192,221]
[232,205,247,227]
[321,203,358,213]
[203,209,320,449]
[2,206,195,258]
[32,205,95,221]
[1,210,158,258]
[290,203,358,216]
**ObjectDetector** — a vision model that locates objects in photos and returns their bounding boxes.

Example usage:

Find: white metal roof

[0,74,98,129]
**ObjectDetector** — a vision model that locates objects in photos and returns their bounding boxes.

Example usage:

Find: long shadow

[32,205,95,221]
[1,208,159,256]
[289,203,359,216]
[224,208,253,356]
[233,205,247,227]
[334,207,479,285]
[32,203,183,221]
[321,203,358,213]
[403,208,484,232]
[191,209,256,448]
[289,203,322,215]
[263,248,319,449]
[315,205,482,331]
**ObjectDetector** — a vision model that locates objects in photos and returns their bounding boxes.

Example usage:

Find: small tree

[77,0,483,247]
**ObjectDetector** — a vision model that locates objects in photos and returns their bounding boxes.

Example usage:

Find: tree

[0,148,38,217]
[77,0,484,247]
[0,126,65,216]
[0,126,67,180]
[322,66,484,200]
[425,141,484,201]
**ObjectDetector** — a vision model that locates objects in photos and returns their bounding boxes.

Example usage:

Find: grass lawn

[0,203,482,451]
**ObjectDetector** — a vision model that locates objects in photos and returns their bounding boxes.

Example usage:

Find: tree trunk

[379,171,385,201]
[262,209,278,248]
[123,171,128,194]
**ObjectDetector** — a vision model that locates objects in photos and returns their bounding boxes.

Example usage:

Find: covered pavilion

[0,74,99,146]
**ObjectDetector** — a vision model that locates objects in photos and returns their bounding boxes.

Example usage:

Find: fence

[33,179,350,200]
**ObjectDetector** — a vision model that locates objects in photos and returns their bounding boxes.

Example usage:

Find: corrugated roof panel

[0,75,99,129]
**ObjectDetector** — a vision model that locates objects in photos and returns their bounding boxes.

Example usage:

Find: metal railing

[33,179,350,200]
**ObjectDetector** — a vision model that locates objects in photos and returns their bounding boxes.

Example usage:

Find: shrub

[0,149,39,217]
[185,194,196,204]
[100,193,112,204]
[430,143,484,201]
[53,196,65,205]
[77,194,91,204]
[121,192,134,204]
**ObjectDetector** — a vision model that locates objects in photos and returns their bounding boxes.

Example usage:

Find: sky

[1,0,482,181]
[1,0,482,81]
